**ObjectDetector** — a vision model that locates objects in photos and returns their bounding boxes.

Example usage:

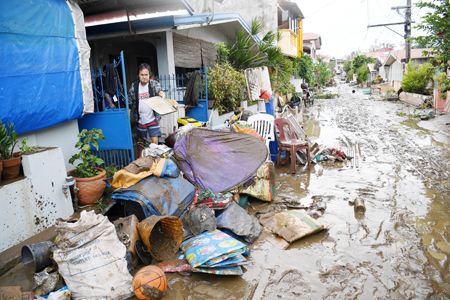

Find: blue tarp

[0,0,84,134]
[111,176,196,218]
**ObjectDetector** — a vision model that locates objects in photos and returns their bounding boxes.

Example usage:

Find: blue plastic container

[265,98,274,116]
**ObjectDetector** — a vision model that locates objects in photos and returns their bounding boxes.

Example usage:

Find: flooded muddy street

[163,84,450,299]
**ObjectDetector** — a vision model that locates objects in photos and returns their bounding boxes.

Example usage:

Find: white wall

[0,148,73,252]
[177,26,229,44]
[18,120,79,170]
[156,31,176,76]
[190,0,277,36]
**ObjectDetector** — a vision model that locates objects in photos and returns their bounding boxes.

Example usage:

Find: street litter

[183,204,217,237]
[141,143,173,158]
[138,216,183,261]
[21,241,54,273]
[132,265,168,300]
[33,267,61,296]
[111,175,195,220]
[180,229,248,275]
[259,210,325,243]
[239,161,276,202]
[35,286,71,300]
[314,147,350,162]
[192,189,233,210]
[114,215,140,267]
[349,199,366,215]
[157,259,194,273]
[216,202,262,243]
[111,156,179,189]
[174,128,268,193]
[53,210,132,299]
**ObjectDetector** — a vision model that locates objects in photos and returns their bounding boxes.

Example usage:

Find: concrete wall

[190,0,277,36]
[177,25,229,44]
[18,120,79,170]
[0,148,73,252]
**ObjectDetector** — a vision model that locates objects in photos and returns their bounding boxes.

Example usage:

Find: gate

[78,51,135,168]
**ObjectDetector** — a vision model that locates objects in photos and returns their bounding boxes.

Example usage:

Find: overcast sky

[297,0,428,58]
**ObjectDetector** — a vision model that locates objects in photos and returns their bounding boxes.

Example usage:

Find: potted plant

[0,121,21,181]
[19,138,42,155]
[69,128,106,206]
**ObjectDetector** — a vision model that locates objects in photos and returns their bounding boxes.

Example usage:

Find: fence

[156,67,208,104]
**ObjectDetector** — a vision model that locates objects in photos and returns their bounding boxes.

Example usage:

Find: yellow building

[277,0,304,58]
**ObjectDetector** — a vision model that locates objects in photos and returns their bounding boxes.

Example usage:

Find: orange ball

[132,265,168,300]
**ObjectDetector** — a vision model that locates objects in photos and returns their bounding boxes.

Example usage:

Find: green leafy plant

[19,138,40,155]
[69,128,105,178]
[401,62,434,95]
[105,165,118,179]
[356,65,370,84]
[346,69,354,82]
[372,75,383,84]
[436,72,450,98]
[216,19,296,96]
[208,63,247,114]
[293,55,314,86]
[414,0,450,71]
[316,93,338,99]
[0,121,18,159]
[314,59,333,88]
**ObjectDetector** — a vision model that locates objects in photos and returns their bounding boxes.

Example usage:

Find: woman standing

[129,63,165,151]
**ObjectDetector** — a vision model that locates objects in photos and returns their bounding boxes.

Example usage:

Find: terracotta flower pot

[0,160,3,184]
[2,153,21,180]
[72,168,107,206]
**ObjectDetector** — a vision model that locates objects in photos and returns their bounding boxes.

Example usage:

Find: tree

[342,60,352,73]
[414,0,450,70]
[218,19,296,95]
[293,55,314,84]
[352,54,375,71]
[314,59,332,88]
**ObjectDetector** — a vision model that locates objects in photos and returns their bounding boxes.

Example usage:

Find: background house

[277,0,304,58]
[303,32,322,59]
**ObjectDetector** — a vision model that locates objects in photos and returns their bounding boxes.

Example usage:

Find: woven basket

[138,216,183,261]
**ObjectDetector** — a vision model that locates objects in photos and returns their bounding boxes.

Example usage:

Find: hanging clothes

[183,71,201,107]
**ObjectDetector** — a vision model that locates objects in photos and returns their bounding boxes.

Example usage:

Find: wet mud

[1,84,448,299]
[164,84,449,299]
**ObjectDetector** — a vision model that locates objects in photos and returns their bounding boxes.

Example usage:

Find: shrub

[372,75,383,84]
[436,72,450,94]
[401,62,434,95]
[346,69,354,82]
[356,65,369,84]
[208,63,247,114]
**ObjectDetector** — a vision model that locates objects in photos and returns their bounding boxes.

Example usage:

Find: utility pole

[367,0,412,63]
[405,0,412,63]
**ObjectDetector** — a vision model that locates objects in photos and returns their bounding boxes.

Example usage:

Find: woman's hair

[137,63,151,75]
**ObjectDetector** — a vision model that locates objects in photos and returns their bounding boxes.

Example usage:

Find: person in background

[128,63,165,154]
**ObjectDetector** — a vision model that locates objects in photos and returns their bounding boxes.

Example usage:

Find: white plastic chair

[247,113,275,151]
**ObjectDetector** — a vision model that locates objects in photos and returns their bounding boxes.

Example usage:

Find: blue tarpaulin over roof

[0,0,84,134]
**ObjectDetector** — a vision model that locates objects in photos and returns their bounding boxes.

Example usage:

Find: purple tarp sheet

[174,128,268,193]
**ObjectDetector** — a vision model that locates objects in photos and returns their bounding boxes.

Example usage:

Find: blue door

[78,51,135,168]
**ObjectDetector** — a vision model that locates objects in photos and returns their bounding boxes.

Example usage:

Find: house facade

[303,32,322,59]
[277,0,304,58]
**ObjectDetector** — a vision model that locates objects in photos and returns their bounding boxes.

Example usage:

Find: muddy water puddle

[163,86,449,299]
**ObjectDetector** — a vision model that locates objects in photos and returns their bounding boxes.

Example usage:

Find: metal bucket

[21,241,54,272]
